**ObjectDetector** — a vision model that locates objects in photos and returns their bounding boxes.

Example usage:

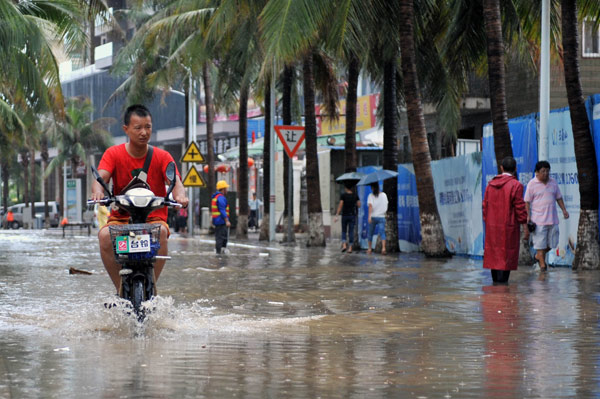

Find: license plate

[116,234,151,253]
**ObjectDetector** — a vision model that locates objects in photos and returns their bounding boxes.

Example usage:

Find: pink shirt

[524,176,562,225]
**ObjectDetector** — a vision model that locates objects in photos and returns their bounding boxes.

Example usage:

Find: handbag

[527,221,536,233]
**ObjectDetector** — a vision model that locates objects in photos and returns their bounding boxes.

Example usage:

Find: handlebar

[87,198,112,206]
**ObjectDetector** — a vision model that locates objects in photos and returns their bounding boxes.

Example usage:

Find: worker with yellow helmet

[211,180,230,253]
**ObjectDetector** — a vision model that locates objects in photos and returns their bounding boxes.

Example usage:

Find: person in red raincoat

[483,156,528,283]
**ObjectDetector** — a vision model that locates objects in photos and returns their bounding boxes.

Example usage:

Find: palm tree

[483,0,513,167]
[45,96,114,214]
[344,55,360,172]
[281,64,297,242]
[303,51,326,247]
[560,0,600,269]
[399,0,448,256]
[202,61,217,196]
[382,57,400,253]
[237,82,250,237]
[259,78,272,241]
[111,0,224,203]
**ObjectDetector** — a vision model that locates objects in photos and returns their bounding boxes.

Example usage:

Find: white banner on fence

[545,109,580,266]
[431,152,484,256]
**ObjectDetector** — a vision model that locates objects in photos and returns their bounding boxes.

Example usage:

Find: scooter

[88,162,181,321]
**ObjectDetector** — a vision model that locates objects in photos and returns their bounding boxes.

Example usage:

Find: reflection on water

[1,229,600,398]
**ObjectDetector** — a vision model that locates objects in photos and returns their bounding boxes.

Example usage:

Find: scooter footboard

[109,223,161,261]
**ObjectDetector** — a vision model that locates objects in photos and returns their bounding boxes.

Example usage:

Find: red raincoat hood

[488,174,516,188]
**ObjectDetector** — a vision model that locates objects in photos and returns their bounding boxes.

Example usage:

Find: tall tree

[202,62,216,196]
[344,55,360,172]
[381,58,399,253]
[259,78,272,241]
[303,51,326,246]
[281,65,296,242]
[483,0,513,168]
[45,96,114,212]
[399,0,448,256]
[237,82,250,238]
[561,0,599,269]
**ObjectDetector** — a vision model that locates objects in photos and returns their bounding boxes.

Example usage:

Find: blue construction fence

[355,93,600,266]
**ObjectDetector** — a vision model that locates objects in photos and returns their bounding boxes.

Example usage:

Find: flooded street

[2,229,600,398]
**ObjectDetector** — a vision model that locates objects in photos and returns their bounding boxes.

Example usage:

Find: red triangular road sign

[274,125,306,158]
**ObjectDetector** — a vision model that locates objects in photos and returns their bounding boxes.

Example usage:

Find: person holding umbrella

[334,183,361,252]
[367,182,388,254]
[356,169,396,255]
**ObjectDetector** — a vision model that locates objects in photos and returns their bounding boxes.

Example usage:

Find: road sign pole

[269,68,276,242]
[187,74,194,235]
[273,124,306,243]
[287,155,293,242]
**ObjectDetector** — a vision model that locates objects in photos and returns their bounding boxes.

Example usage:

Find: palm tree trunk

[260,79,272,241]
[1,160,8,213]
[30,148,36,225]
[282,65,296,242]
[21,150,30,227]
[561,0,599,270]
[303,52,325,247]
[237,83,249,238]
[382,59,399,253]
[399,0,448,256]
[203,62,216,195]
[345,55,359,173]
[483,0,513,167]
[41,135,50,227]
[58,165,64,219]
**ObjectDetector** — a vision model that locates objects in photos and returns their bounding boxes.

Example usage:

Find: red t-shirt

[98,144,180,221]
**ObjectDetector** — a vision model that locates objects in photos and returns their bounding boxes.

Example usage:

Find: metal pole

[269,64,276,242]
[187,72,194,235]
[287,156,293,241]
[539,0,550,161]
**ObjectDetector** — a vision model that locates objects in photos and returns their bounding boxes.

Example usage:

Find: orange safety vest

[6,211,14,222]
[211,193,230,219]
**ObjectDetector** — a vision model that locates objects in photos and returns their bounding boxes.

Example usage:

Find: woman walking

[367,182,388,254]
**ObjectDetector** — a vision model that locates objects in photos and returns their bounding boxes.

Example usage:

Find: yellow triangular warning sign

[182,166,207,187]
[181,141,206,163]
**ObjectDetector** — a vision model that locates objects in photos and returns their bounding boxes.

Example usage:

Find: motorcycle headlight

[132,195,153,207]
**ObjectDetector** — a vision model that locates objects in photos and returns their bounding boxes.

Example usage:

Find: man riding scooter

[90,104,188,293]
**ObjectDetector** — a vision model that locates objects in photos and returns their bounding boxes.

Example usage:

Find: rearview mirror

[165,162,177,199]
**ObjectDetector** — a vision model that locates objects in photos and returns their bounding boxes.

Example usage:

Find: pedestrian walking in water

[176,206,188,234]
[523,161,569,271]
[334,184,361,253]
[482,156,528,283]
[248,192,262,231]
[367,182,388,254]
[212,180,230,254]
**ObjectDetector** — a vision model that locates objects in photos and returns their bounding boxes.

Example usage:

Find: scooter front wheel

[131,279,146,321]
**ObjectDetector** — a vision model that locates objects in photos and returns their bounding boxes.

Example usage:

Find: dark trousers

[215,224,228,253]
[249,210,258,229]
[341,215,356,244]
[491,269,511,283]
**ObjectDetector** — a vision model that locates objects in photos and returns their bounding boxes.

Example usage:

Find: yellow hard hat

[216,180,229,190]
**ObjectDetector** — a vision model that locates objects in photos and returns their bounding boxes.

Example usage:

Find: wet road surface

[1,229,600,398]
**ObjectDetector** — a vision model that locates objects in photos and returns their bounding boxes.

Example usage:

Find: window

[583,19,600,57]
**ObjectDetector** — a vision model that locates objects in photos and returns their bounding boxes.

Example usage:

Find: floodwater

[1,229,600,398]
